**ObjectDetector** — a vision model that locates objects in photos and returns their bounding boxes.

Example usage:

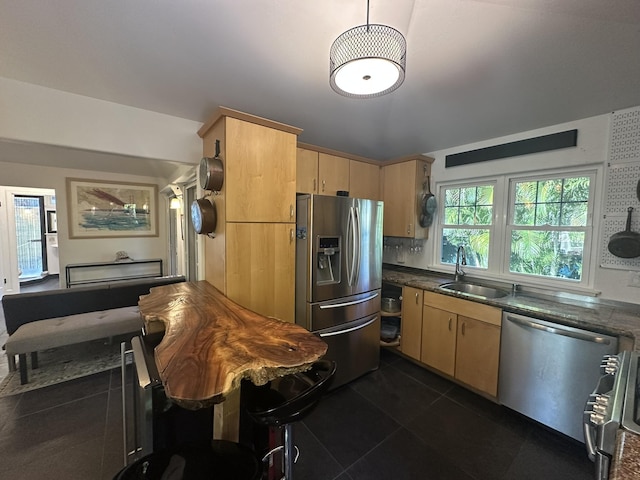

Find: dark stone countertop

[611,430,640,479]
[382,265,640,350]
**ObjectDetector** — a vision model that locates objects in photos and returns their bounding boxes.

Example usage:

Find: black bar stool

[243,360,337,480]
[112,439,261,480]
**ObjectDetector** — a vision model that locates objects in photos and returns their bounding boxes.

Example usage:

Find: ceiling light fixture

[329,0,406,98]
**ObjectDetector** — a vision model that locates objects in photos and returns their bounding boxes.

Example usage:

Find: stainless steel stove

[584,351,640,480]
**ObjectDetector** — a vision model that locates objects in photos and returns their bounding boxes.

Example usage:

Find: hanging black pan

[608,207,640,258]
[419,176,437,228]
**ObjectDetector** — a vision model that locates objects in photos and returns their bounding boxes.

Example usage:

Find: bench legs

[18,354,28,384]
[7,354,16,372]
[16,352,39,385]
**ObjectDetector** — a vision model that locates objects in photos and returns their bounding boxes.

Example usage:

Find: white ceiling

[1,0,640,169]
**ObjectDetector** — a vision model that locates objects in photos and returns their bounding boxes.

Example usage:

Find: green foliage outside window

[509,176,590,280]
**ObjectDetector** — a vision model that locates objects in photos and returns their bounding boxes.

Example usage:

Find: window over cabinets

[508,175,592,281]
[441,184,495,269]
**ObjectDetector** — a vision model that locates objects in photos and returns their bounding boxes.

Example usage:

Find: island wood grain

[138,281,327,410]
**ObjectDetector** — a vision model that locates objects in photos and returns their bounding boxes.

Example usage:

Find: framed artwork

[66,178,158,238]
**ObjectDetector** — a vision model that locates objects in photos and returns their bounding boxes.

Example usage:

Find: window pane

[476,206,493,225]
[442,228,490,268]
[444,206,459,224]
[445,189,459,207]
[561,202,588,226]
[460,187,477,205]
[515,181,537,204]
[538,179,562,203]
[509,229,584,280]
[459,207,476,225]
[514,204,534,225]
[535,202,561,226]
[562,177,590,202]
[477,185,494,205]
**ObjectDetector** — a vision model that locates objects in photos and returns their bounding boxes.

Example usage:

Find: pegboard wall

[610,108,640,164]
[600,107,640,270]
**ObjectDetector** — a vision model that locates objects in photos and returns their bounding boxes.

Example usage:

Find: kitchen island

[137,280,328,410]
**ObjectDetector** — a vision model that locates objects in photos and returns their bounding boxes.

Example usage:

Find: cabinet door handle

[290,228,294,242]
[290,204,294,219]
[461,322,466,335]
[313,178,317,192]
[415,292,419,304]
[407,224,411,235]
[322,180,326,192]
[448,318,452,331]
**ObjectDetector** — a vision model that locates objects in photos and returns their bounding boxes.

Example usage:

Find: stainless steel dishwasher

[499,312,618,442]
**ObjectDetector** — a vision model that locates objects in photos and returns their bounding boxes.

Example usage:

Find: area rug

[0,338,124,397]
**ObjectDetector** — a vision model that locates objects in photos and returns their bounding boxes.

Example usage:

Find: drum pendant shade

[329,3,406,99]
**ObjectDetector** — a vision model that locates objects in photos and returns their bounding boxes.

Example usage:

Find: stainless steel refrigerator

[295,194,383,388]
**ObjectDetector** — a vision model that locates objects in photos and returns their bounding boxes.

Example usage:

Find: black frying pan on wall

[419,176,437,228]
[608,206,640,258]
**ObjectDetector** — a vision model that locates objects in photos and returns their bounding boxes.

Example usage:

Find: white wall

[0,77,202,164]
[0,161,171,293]
[384,111,640,305]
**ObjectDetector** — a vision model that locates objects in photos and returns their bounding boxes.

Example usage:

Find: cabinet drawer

[423,290,501,326]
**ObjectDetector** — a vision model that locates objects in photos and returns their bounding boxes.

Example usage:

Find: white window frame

[436,179,498,273]
[434,167,598,291]
[504,170,596,288]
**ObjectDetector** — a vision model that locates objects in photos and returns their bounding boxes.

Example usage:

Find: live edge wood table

[137,280,328,440]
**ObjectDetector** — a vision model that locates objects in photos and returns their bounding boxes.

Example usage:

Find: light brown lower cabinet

[454,315,501,397]
[421,305,457,377]
[399,286,423,360]
[420,290,502,398]
[225,222,295,324]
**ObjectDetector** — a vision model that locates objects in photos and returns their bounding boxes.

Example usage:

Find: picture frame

[66,178,158,239]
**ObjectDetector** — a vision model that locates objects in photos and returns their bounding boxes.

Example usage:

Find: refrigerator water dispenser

[317,236,341,284]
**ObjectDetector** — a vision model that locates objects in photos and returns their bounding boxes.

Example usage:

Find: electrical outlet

[627,271,640,288]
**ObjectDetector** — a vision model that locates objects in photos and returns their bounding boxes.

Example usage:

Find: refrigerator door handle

[354,205,361,284]
[318,316,377,337]
[347,206,357,286]
[346,206,352,285]
[318,292,379,309]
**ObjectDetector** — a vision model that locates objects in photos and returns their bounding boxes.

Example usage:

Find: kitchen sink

[439,282,510,299]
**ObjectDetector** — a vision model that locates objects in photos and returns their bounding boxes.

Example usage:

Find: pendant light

[329,0,406,98]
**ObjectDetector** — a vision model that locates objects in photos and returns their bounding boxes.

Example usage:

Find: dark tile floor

[0,346,593,480]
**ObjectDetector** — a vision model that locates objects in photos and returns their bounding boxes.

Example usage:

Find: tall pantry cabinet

[197,107,302,324]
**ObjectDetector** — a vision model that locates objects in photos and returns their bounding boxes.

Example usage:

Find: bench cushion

[4,306,142,355]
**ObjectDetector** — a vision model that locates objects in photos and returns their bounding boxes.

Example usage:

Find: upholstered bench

[2,275,185,384]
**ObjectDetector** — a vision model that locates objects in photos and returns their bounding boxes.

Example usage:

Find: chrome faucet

[454,246,467,282]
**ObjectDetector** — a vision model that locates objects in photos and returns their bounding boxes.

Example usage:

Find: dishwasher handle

[504,314,614,345]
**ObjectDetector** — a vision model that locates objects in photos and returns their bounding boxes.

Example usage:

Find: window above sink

[436,168,597,290]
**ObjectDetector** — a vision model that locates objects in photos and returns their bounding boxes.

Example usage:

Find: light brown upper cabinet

[382,156,434,238]
[198,107,302,322]
[318,153,349,195]
[296,147,319,194]
[223,118,297,223]
[349,160,381,200]
[296,145,380,199]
